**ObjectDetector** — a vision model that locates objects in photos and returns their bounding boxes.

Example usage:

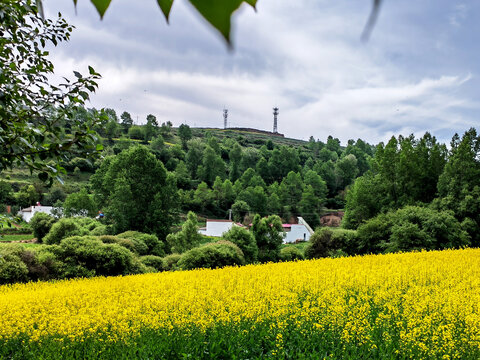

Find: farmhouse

[198,219,245,237]
[17,205,53,223]
[282,217,314,243]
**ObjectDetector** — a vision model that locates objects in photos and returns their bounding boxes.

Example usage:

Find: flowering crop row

[1,249,479,359]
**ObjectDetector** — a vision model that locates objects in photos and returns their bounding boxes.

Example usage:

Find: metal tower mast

[223,108,228,129]
[273,107,279,133]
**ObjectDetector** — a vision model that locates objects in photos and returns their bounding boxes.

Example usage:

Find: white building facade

[198,220,239,237]
[18,206,53,223]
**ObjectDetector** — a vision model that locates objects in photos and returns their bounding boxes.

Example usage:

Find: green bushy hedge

[280,246,305,261]
[178,241,245,270]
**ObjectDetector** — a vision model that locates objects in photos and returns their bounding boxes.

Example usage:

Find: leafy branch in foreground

[64,0,382,46]
[0,0,104,184]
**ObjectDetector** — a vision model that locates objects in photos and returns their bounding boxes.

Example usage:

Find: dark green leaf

[73,70,82,78]
[157,0,174,22]
[188,0,243,45]
[90,0,112,19]
[38,172,49,181]
[243,0,256,9]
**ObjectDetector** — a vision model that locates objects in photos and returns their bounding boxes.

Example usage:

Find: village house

[17,204,53,223]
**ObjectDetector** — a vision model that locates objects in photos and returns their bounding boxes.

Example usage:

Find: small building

[198,219,244,237]
[282,217,314,243]
[17,205,53,223]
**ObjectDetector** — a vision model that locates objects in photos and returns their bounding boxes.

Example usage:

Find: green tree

[0,1,102,184]
[232,200,250,223]
[223,226,258,263]
[15,185,39,209]
[120,111,133,133]
[251,214,284,262]
[229,142,242,181]
[91,146,178,240]
[63,188,97,217]
[128,126,144,140]
[178,124,192,150]
[335,154,359,190]
[279,171,304,215]
[198,146,226,186]
[299,185,321,227]
[185,139,204,179]
[166,211,202,253]
[0,181,14,205]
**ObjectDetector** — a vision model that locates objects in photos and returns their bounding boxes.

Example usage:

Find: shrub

[0,254,28,284]
[280,247,305,261]
[43,217,102,245]
[162,254,181,271]
[178,241,245,270]
[90,225,108,236]
[140,255,164,271]
[99,235,138,254]
[223,226,258,263]
[305,228,339,259]
[52,236,136,278]
[331,229,359,256]
[117,231,164,256]
[30,212,55,242]
[166,211,201,254]
[43,218,86,244]
[357,206,470,254]
[0,245,29,284]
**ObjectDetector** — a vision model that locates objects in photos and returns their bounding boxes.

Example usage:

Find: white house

[282,217,314,244]
[17,206,53,223]
[198,219,244,237]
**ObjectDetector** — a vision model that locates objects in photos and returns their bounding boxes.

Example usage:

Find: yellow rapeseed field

[1,248,480,358]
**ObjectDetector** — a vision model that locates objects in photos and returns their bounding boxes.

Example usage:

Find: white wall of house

[18,206,53,223]
[283,224,311,243]
[199,220,235,237]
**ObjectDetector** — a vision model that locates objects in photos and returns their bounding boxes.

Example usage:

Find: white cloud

[44,0,478,144]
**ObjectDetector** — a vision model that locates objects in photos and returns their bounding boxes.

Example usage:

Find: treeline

[0,107,375,229]
[341,128,480,254]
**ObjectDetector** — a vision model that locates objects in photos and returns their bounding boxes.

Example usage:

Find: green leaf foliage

[157,0,174,22]
[90,0,112,19]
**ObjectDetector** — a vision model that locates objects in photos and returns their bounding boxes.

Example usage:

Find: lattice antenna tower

[223,108,228,129]
[273,107,279,133]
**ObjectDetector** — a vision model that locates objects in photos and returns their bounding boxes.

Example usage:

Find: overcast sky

[44,0,480,144]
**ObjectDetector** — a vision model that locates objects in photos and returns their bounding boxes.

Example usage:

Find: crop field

[1,249,479,359]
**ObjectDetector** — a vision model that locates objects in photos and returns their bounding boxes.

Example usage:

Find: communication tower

[223,108,228,129]
[273,107,279,133]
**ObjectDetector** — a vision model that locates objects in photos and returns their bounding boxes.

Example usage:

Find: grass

[282,241,309,253]
[0,233,34,242]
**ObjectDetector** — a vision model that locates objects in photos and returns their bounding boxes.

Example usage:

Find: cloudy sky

[44,0,480,144]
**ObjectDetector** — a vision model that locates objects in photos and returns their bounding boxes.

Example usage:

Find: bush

[43,217,102,245]
[140,255,164,271]
[356,206,470,254]
[99,235,138,254]
[178,241,245,270]
[117,231,164,256]
[356,214,392,254]
[0,245,29,284]
[305,228,339,259]
[52,236,136,278]
[280,246,305,261]
[0,244,63,283]
[90,225,108,236]
[331,229,359,256]
[162,254,181,271]
[43,218,87,244]
[30,212,55,242]
[223,226,258,263]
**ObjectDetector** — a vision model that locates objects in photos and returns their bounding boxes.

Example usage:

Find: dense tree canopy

[91,146,178,240]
